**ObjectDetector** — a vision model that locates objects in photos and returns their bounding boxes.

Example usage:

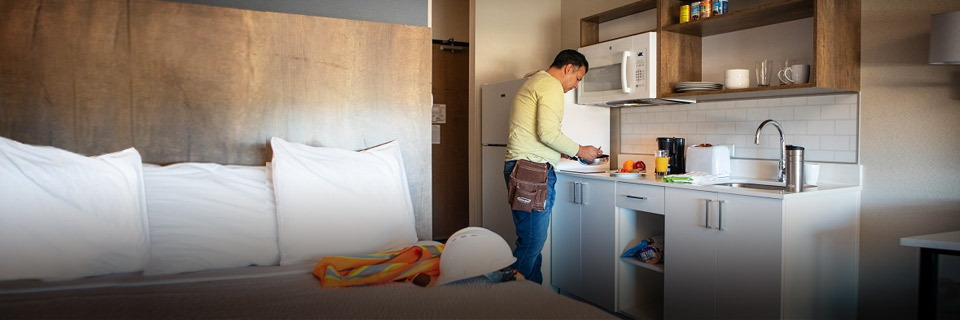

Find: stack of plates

[673,82,723,93]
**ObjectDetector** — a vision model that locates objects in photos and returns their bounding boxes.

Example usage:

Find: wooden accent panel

[0,0,433,239]
[580,20,599,47]
[813,0,860,91]
[0,0,132,154]
[431,43,469,239]
[658,1,701,97]
[580,0,657,47]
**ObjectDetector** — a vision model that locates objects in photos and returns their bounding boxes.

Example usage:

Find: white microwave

[577,32,657,106]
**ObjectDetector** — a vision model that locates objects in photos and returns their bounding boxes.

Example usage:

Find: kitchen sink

[711,182,787,191]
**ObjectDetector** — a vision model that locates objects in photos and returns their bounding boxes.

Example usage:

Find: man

[503,49,602,283]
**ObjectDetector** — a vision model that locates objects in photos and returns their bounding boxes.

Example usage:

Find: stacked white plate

[673,82,723,93]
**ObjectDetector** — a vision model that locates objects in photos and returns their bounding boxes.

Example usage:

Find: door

[431,42,469,239]
[664,188,718,320]
[714,193,783,320]
[579,178,616,311]
[551,174,582,296]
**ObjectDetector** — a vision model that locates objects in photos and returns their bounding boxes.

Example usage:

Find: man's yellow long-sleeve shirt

[505,71,579,167]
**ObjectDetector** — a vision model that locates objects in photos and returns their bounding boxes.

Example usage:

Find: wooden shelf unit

[582,0,860,101]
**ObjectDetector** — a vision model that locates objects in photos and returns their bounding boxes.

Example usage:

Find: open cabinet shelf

[662,0,814,37]
[655,0,860,100]
[621,256,665,273]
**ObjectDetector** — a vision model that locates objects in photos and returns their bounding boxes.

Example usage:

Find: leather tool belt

[507,160,549,212]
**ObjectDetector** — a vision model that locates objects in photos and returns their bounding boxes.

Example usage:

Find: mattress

[0,264,616,319]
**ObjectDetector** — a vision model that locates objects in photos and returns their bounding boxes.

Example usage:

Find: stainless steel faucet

[754,119,786,182]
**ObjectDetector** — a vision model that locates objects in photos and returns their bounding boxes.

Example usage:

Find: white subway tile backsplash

[757,98,781,107]
[617,93,859,163]
[726,109,747,121]
[805,150,834,162]
[769,106,795,120]
[806,95,836,105]
[747,108,771,120]
[716,122,736,134]
[706,110,726,121]
[836,93,858,104]
[821,104,852,120]
[835,151,857,162]
[821,135,850,150]
[807,120,835,135]
[697,123,716,134]
[735,100,758,109]
[795,106,821,120]
[781,96,807,106]
[836,120,857,135]
[671,111,687,122]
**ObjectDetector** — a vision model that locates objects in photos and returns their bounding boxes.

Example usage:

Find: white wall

[431,0,468,41]
[468,0,561,227]
[859,1,960,318]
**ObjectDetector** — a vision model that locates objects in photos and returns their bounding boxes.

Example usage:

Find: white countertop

[900,230,960,251]
[557,170,862,199]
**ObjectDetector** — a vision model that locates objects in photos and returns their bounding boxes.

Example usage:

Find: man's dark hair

[550,49,589,73]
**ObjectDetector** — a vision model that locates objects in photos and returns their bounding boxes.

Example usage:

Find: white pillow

[270,137,418,265]
[142,163,280,275]
[0,136,150,281]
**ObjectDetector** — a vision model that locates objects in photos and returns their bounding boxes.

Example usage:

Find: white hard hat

[434,227,516,286]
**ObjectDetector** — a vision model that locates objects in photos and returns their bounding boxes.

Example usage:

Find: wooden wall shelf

[662,0,814,37]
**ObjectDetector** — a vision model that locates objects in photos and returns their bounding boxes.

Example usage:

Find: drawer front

[615,182,664,214]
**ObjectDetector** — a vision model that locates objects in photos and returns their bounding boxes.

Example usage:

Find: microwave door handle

[620,51,632,94]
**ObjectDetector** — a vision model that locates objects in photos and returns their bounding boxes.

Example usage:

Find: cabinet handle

[580,182,590,205]
[625,195,647,200]
[704,199,713,229]
[717,200,726,231]
[573,182,581,204]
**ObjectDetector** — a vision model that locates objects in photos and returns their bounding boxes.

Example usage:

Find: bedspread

[0,264,616,319]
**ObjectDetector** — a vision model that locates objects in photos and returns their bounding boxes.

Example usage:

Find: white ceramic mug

[804,163,820,186]
[779,64,811,84]
[724,69,750,89]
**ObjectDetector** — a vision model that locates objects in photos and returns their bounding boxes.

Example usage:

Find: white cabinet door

[715,193,783,320]
[579,178,616,311]
[551,174,582,296]
[664,188,718,320]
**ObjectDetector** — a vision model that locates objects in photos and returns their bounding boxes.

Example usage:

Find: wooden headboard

[0,0,433,239]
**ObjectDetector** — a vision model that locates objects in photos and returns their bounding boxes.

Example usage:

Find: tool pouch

[507,160,549,212]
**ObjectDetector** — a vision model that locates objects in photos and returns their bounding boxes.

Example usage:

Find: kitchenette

[479,0,864,319]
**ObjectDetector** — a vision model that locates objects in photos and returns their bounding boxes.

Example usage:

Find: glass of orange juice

[655,150,670,175]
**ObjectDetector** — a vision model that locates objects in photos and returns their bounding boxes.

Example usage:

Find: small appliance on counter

[657,137,685,175]
[686,144,731,177]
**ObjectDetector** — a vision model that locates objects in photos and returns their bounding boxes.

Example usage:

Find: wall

[468,0,561,226]
[163,0,428,26]
[859,1,960,318]
[432,0,468,41]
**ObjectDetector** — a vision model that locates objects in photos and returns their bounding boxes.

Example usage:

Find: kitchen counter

[557,170,862,199]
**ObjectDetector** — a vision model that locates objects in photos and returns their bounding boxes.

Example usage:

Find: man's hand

[576,145,603,162]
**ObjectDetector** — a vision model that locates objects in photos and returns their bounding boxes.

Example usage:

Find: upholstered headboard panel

[0,0,433,239]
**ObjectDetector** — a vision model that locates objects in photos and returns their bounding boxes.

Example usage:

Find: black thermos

[657,137,685,174]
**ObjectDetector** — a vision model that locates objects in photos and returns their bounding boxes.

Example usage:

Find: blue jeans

[503,160,556,284]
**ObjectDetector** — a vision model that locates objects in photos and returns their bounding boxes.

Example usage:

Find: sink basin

[711,182,787,191]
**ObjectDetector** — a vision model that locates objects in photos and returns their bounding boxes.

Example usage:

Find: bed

[0,1,615,318]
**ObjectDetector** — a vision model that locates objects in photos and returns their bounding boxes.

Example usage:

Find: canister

[691,1,701,20]
[680,5,690,23]
[701,0,712,18]
[714,0,728,15]
[786,145,804,192]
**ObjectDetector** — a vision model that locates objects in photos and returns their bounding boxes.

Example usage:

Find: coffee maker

[657,137,685,174]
